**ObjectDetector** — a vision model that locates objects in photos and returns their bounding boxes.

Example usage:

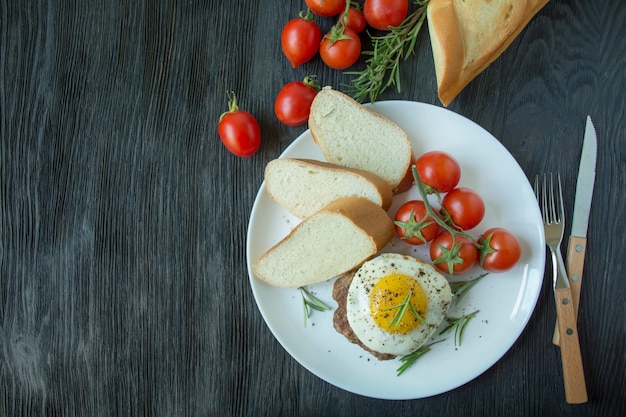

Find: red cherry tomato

[341,7,367,33]
[305,0,346,17]
[478,228,522,272]
[416,151,461,193]
[281,12,322,68]
[442,187,485,230]
[275,76,319,126]
[430,230,478,275]
[320,27,361,70]
[363,0,409,31]
[218,93,261,157]
[394,200,440,245]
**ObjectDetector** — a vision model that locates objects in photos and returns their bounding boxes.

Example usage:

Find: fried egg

[346,253,452,356]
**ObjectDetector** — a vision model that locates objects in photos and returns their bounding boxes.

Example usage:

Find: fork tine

[546,172,565,225]
[548,173,557,224]
[543,173,549,223]
[557,172,564,223]
[547,173,556,224]
[535,171,564,226]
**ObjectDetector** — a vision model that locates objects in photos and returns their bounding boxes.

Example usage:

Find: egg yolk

[369,274,429,334]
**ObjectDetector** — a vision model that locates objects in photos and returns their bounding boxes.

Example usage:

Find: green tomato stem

[411,166,476,245]
[219,91,239,121]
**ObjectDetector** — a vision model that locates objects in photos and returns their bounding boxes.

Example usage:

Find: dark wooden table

[2,1,625,416]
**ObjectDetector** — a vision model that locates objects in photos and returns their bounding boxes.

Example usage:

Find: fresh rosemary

[299,287,331,327]
[396,339,443,376]
[345,0,429,103]
[449,273,488,305]
[383,288,427,329]
[439,310,480,346]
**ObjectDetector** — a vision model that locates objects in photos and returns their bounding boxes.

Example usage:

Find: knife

[553,115,597,345]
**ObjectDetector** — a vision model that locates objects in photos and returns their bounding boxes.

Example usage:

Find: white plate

[246,101,545,400]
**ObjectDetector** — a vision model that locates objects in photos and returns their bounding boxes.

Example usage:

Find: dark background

[2,0,625,416]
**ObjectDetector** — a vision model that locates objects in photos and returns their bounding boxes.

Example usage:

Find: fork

[535,173,588,404]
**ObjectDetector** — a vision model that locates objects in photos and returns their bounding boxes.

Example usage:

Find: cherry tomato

[305,0,346,17]
[363,0,409,31]
[478,228,522,272]
[442,187,485,230]
[394,200,440,245]
[430,230,478,275]
[275,76,319,126]
[218,93,261,157]
[281,11,322,68]
[341,7,367,33]
[320,27,361,70]
[416,151,461,193]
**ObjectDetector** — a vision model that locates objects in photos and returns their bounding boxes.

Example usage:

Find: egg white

[346,253,452,356]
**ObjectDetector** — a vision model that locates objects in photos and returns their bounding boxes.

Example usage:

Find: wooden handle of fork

[553,236,587,345]
[554,286,588,404]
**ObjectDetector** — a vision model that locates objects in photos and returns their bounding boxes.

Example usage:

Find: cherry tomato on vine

[363,0,409,31]
[394,200,440,245]
[478,228,522,273]
[275,76,320,126]
[305,0,346,17]
[281,11,322,68]
[320,27,361,70]
[430,230,478,275]
[416,150,461,193]
[341,6,367,33]
[218,92,261,157]
[442,187,485,230]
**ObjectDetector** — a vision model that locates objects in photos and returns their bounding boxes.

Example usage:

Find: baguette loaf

[427,0,550,106]
[252,197,394,288]
[264,158,393,219]
[308,87,413,192]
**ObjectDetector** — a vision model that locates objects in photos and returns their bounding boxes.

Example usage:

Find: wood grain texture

[554,287,587,404]
[2,0,625,416]
[554,235,587,345]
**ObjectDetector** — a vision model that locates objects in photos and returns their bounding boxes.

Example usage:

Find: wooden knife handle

[553,235,587,345]
[554,286,588,404]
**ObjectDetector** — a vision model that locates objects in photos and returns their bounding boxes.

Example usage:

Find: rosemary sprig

[299,287,331,327]
[345,0,429,103]
[439,310,480,346]
[449,273,488,305]
[396,339,443,376]
[383,288,427,329]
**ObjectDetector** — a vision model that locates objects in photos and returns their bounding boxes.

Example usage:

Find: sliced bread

[308,87,413,192]
[427,0,550,106]
[264,158,393,219]
[252,197,394,288]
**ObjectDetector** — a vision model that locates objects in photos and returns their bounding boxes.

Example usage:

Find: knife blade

[553,115,597,346]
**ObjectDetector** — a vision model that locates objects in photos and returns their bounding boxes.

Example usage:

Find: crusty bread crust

[252,197,394,288]
[264,158,393,218]
[428,0,550,106]
[308,87,412,192]
[323,197,394,251]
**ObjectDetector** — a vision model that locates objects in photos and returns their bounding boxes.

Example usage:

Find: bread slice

[252,197,394,288]
[264,158,393,219]
[427,0,550,106]
[308,87,413,192]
